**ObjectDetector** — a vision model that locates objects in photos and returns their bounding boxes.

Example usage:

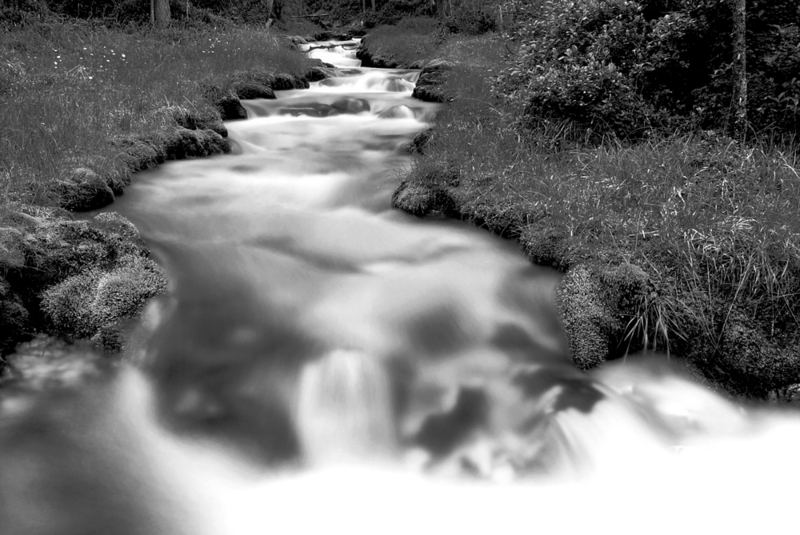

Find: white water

[1,39,798,535]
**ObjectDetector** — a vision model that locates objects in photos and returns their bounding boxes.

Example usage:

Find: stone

[233,81,276,100]
[58,168,115,212]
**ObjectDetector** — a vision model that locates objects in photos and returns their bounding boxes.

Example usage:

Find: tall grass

[0,18,312,207]
[408,61,800,362]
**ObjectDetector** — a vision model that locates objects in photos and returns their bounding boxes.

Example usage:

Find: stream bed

[1,39,798,535]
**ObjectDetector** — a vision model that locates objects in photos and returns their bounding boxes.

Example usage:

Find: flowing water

[1,40,799,535]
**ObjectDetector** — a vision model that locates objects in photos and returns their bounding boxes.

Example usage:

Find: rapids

[1,39,798,535]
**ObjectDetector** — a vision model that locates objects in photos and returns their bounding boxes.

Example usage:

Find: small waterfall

[296,349,397,465]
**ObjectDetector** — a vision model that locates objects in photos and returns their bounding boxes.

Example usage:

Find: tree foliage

[496,0,800,139]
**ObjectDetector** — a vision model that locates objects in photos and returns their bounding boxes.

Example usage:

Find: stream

[1,39,799,535]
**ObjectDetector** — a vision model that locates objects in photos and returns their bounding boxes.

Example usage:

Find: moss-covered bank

[375,29,800,400]
[0,19,332,382]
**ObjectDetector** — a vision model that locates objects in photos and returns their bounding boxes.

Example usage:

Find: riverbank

[362,22,800,400]
[0,13,326,380]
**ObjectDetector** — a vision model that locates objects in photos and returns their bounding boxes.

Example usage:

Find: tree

[151,0,170,28]
[731,0,747,138]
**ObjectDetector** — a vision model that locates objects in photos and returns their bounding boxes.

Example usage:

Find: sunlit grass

[0,19,312,207]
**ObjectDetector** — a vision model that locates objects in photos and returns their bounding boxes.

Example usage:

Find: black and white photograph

[1,1,799,533]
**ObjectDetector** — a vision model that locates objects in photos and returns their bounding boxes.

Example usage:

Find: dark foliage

[497,0,800,140]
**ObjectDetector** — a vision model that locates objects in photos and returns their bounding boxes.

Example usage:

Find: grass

[0,17,313,209]
[400,38,800,395]
[360,16,444,66]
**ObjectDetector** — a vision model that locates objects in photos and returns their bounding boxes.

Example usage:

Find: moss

[691,308,800,397]
[114,135,166,173]
[41,254,167,351]
[270,72,309,90]
[304,66,330,82]
[407,129,433,154]
[161,105,227,138]
[57,167,115,212]
[412,59,454,103]
[458,200,524,240]
[40,269,102,339]
[519,225,576,271]
[392,181,459,218]
[233,81,276,100]
[555,265,613,369]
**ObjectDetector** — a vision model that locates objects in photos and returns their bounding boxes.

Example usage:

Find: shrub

[498,0,800,137]
[443,5,497,35]
[521,61,653,141]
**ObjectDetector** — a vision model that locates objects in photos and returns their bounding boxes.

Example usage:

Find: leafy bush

[521,61,653,140]
[443,5,497,35]
[498,0,800,139]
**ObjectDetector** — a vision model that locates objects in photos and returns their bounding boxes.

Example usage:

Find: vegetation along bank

[0,0,341,385]
[362,0,800,400]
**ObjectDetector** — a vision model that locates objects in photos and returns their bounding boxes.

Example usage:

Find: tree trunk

[265,0,275,18]
[151,0,171,28]
[731,0,747,139]
[371,0,376,11]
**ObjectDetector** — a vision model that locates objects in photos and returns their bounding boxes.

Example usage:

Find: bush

[521,61,653,141]
[497,0,800,138]
[443,5,496,35]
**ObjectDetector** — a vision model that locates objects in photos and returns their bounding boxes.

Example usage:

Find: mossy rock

[392,181,459,218]
[693,308,800,397]
[556,265,613,369]
[304,66,330,82]
[41,255,167,351]
[459,200,524,239]
[156,127,230,161]
[57,168,115,212]
[556,262,653,369]
[271,72,310,90]
[407,129,433,154]
[355,36,402,68]
[161,105,227,138]
[233,81,276,100]
[10,212,146,299]
[114,136,166,173]
[213,93,248,121]
[519,225,575,271]
[412,59,454,103]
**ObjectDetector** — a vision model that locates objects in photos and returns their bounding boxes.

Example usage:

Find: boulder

[556,265,613,370]
[355,35,403,68]
[391,181,458,218]
[271,72,310,90]
[214,94,248,121]
[41,254,167,351]
[412,59,454,103]
[114,135,166,172]
[233,81,276,100]
[162,105,227,137]
[692,308,800,397]
[304,66,330,82]
[555,263,651,370]
[57,168,115,212]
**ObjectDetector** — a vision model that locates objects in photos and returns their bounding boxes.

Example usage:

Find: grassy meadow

[0,17,312,210]
[0,12,319,364]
